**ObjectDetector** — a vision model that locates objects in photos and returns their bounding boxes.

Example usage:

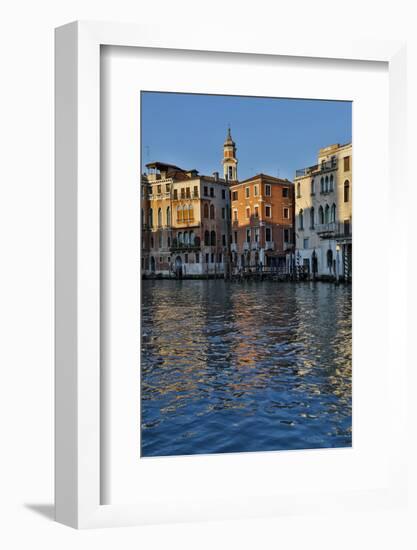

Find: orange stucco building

[230,174,295,270]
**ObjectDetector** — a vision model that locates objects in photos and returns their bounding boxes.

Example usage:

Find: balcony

[176,217,196,226]
[295,158,337,178]
[169,241,201,253]
[243,242,250,251]
[316,222,337,237]
[318,158,338,173]
[316,222,352,240]
[231,243,238,252]
[296,164,318,177]
[265,241,274,251]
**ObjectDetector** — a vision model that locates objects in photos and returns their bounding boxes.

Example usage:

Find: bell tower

[222,127,238,182]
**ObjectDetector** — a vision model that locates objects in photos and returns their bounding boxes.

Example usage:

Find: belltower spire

[222,126,238,182]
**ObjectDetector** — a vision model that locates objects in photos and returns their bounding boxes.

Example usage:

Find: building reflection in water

[141,280,352,456]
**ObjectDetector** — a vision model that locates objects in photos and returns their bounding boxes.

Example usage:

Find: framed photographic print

[55,21,408,528]
[139,92,353,459]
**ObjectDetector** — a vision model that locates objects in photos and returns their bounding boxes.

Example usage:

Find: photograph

[140,91,352,457]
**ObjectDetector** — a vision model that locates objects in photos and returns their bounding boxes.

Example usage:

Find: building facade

[141,162,231,278]
[294,143,352,280]
[229,174,295,271]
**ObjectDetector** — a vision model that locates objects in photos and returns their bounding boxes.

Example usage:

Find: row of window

[147,252,224,266]
[176,231,196,246]
[232,205,289,221]
[146,207,171,228]
[202,203,228,220]
[145,186,350,228]
[298,203,337,230]
[145,203,232,227]
[149,184,229,201]
[148,183,171,195]
[239,227,291,244]
[146,228,292,250]
[173,186,199,200]
[297,177,350,200]
[146,199,346,230]
[231,184,289,201]
[176,205,194,222]
[146,205,197,227]
[146,230,226,249]
[203,186,227,200]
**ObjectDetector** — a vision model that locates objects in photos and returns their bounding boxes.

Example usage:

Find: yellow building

[141,162,231,277]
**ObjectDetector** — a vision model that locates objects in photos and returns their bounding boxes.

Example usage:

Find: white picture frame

[55,20,407,529]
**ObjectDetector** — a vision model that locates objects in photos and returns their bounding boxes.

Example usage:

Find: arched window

[331,203,336,223]
[184,231,189,245]
[177,205,183,222]
[325,176,329,193]
[210,230,216,246]
[320,177,324,193]
[299,209,304,230]
[149,208,153,227]
[310,207,315,229]
[183,205,189,222]
[344,180,350,202]
[166,206,171,226]
[178,232,183,244]
[324,204,330,224]
[329,174,334,192]
[188,205,194,221]
[203,203,209,218]
[327,249,333,271]
[311,179,315,195]
[204,230,210,246]
[297,182,301,197]
[157,207,162,226]
[210,204,215,220]
[141,208,144,227]
[318,205,324,224]
[189,231,195,245]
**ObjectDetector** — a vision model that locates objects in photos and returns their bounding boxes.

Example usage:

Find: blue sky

[141,92,352,182]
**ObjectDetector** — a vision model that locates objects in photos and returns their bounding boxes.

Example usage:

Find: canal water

[141,280,352,457]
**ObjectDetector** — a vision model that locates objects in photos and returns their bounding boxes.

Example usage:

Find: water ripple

[141,280,352,456]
